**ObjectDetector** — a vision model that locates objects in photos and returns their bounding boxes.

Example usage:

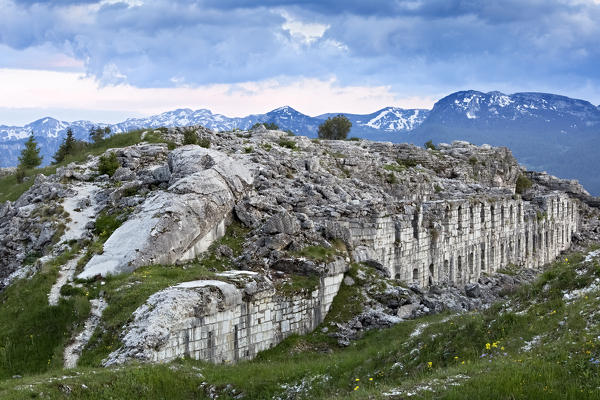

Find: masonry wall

[346,193,578,287]
[150,272,344,364]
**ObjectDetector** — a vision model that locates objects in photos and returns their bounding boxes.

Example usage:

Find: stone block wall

[146,272,344,364]
[341,193,578,287]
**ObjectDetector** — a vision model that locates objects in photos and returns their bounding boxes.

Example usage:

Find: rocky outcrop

[79,146,253,278]
[0,175,70,289]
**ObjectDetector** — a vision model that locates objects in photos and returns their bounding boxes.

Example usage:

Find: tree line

[15,126,112,183]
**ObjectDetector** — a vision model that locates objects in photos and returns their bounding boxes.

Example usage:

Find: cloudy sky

[1,0,599,125]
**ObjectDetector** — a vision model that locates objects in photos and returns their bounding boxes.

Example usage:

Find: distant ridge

[1,90,600,195]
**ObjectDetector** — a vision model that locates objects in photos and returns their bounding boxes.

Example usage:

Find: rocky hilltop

[1,126,598,370]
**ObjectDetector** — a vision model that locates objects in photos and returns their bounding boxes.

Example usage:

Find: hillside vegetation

[0,246,599,399]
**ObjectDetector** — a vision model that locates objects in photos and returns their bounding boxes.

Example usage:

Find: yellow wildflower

[355,378,360,382]
[501,346,505,351]
[485,343,491,350]
[492,342,498,348]
[369,378,373,381]
[354,386,359,391]
[427,361,433,368]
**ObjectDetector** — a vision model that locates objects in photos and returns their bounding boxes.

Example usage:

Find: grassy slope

[0,246,598,399]
[0,130,171,203]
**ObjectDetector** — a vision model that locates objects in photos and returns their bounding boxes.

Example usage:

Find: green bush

[182,128,198,145]
[424,140,436,150]
[516,174,533,194]
[278,138,297,150]
[251,122,279,130]
[198,138,211,148]
[318,115,352,140]
[98,152,120,177]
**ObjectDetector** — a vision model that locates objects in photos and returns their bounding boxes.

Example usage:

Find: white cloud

[280,11,330,44]
[0,68,437,124]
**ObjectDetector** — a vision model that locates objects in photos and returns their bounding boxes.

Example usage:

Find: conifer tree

[18,133,42,169]
[53,128,76,164]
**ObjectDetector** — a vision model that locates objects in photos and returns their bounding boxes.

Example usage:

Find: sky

[1,0,599,125]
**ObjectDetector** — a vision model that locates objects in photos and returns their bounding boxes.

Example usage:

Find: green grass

[0,129,173,203]
[0,245,90,380]
[1,247,600,399]
[77,221,250,367]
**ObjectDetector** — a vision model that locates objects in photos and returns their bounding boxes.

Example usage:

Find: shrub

[198,137,211,148]
[424,140,436,150]
[15,166,26,184]
[515,175,533,194]
[278,138,297,150]
[251,122,279,130]
[182,128,198,145]
[98,152,120,177]
[244,146,254,153]
[318,115,352,140]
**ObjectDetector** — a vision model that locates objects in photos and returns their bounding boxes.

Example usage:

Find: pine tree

[89,126,109,143]
[18,134,42,170]
[53,128,76,164]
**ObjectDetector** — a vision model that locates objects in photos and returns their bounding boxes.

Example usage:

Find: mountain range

[1,90,599,195]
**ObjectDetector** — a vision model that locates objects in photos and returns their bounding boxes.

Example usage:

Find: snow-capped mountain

[413,90,600,195]
[419,90,600,132]
[2,91,600,195]
[0,105,425,169]
[319,107,429,133]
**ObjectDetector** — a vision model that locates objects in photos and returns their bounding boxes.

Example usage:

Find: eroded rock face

[78,146,253,278]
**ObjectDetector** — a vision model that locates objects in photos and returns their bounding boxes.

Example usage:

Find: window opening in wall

[545,232,548,248]
[458,206,463,230]
[480,204,485,224]
[412,209,419,239]
[490,206,495,228]
[469,252,474,274]
[457,255,462,281]
[429,263,434,278]
[501,243,505,264]
[412,268,419,282]
[510,205,514,224]
[518,238,521,255]
[532,234,536,254]
[518,203,522,222]
[481,244,485,271]
[501,206,505,225]
[469,205,474,229]
[490,246,495,271]
[525,233,529,256]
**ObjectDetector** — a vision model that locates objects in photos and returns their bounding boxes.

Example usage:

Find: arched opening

[412,209,419,239]
[469,252,474,274]
[457,255,463,282]
[510,205,514,223]
[490,205,495,229]
[428,263,434,286]
[413,268,419,282]
[458,206,463,230]
[480,204,485,224]
[481,244,486,271]
[469,205,474,229]
[501,206,505,225]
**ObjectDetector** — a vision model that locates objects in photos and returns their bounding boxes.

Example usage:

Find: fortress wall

[144,270,344,364]
[344,193,578,287]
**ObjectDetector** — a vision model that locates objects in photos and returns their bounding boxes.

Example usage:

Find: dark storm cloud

[0,0,598,98]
